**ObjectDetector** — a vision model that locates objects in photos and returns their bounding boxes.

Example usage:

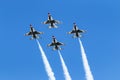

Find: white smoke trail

[36,40,56,80]
[58,50,72,80]
[78,38,94,80]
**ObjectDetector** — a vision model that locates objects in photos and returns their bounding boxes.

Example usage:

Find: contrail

[58,50,72,80]
[78,38,94,80]
[36,40,56,80]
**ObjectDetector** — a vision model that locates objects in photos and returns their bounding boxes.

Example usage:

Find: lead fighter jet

[43,13,60,28]
[68,23,85,38]
[48,36,64,50]
[25,24,43,40]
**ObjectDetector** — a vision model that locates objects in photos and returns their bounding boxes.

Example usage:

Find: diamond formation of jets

[68,23,85,38]
[43,13,61,28]
[25,24,43,40]
[25,13,85,50]
[47,36,64,50]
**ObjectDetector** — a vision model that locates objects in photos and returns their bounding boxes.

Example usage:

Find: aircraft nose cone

[52,36,56,39]
[48,13,51,16]
[30,24,32,26]
[73,23,76,24]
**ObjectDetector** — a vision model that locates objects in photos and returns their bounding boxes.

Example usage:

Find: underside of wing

[48,43,55,46]
[55,20,60,24]
[44,20,50,24]
[78,30,84,33]
[34,31,43,34]
[25,32,32,36]
[56,42,63,45]
[68,30,76,34]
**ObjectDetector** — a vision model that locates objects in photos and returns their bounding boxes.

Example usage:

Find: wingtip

[52,36,55,38]
[41,22,45,24]
[83,30,86,33]
[67,32,71,34]
[24,34,27,36]
[47,43,52,47]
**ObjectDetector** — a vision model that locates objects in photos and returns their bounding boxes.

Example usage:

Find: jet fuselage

[30,27,37,39]
[48,36,63,50]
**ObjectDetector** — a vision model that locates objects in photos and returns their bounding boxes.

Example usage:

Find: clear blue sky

[0,0,120,80]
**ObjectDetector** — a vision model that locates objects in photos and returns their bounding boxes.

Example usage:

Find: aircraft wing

[48,43,55,46]
[25,32,32,36]
[56,42,64,45]
[34,31,43,34]
[78,30,85,33]
[55,20,60,24]
[68,30,76,34]
[43,20,50,24]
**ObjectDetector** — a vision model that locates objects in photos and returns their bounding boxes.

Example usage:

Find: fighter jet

[68,23,85,38]
[25,24,43,40]
[43,13,60,28]
[48,36,64,50]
